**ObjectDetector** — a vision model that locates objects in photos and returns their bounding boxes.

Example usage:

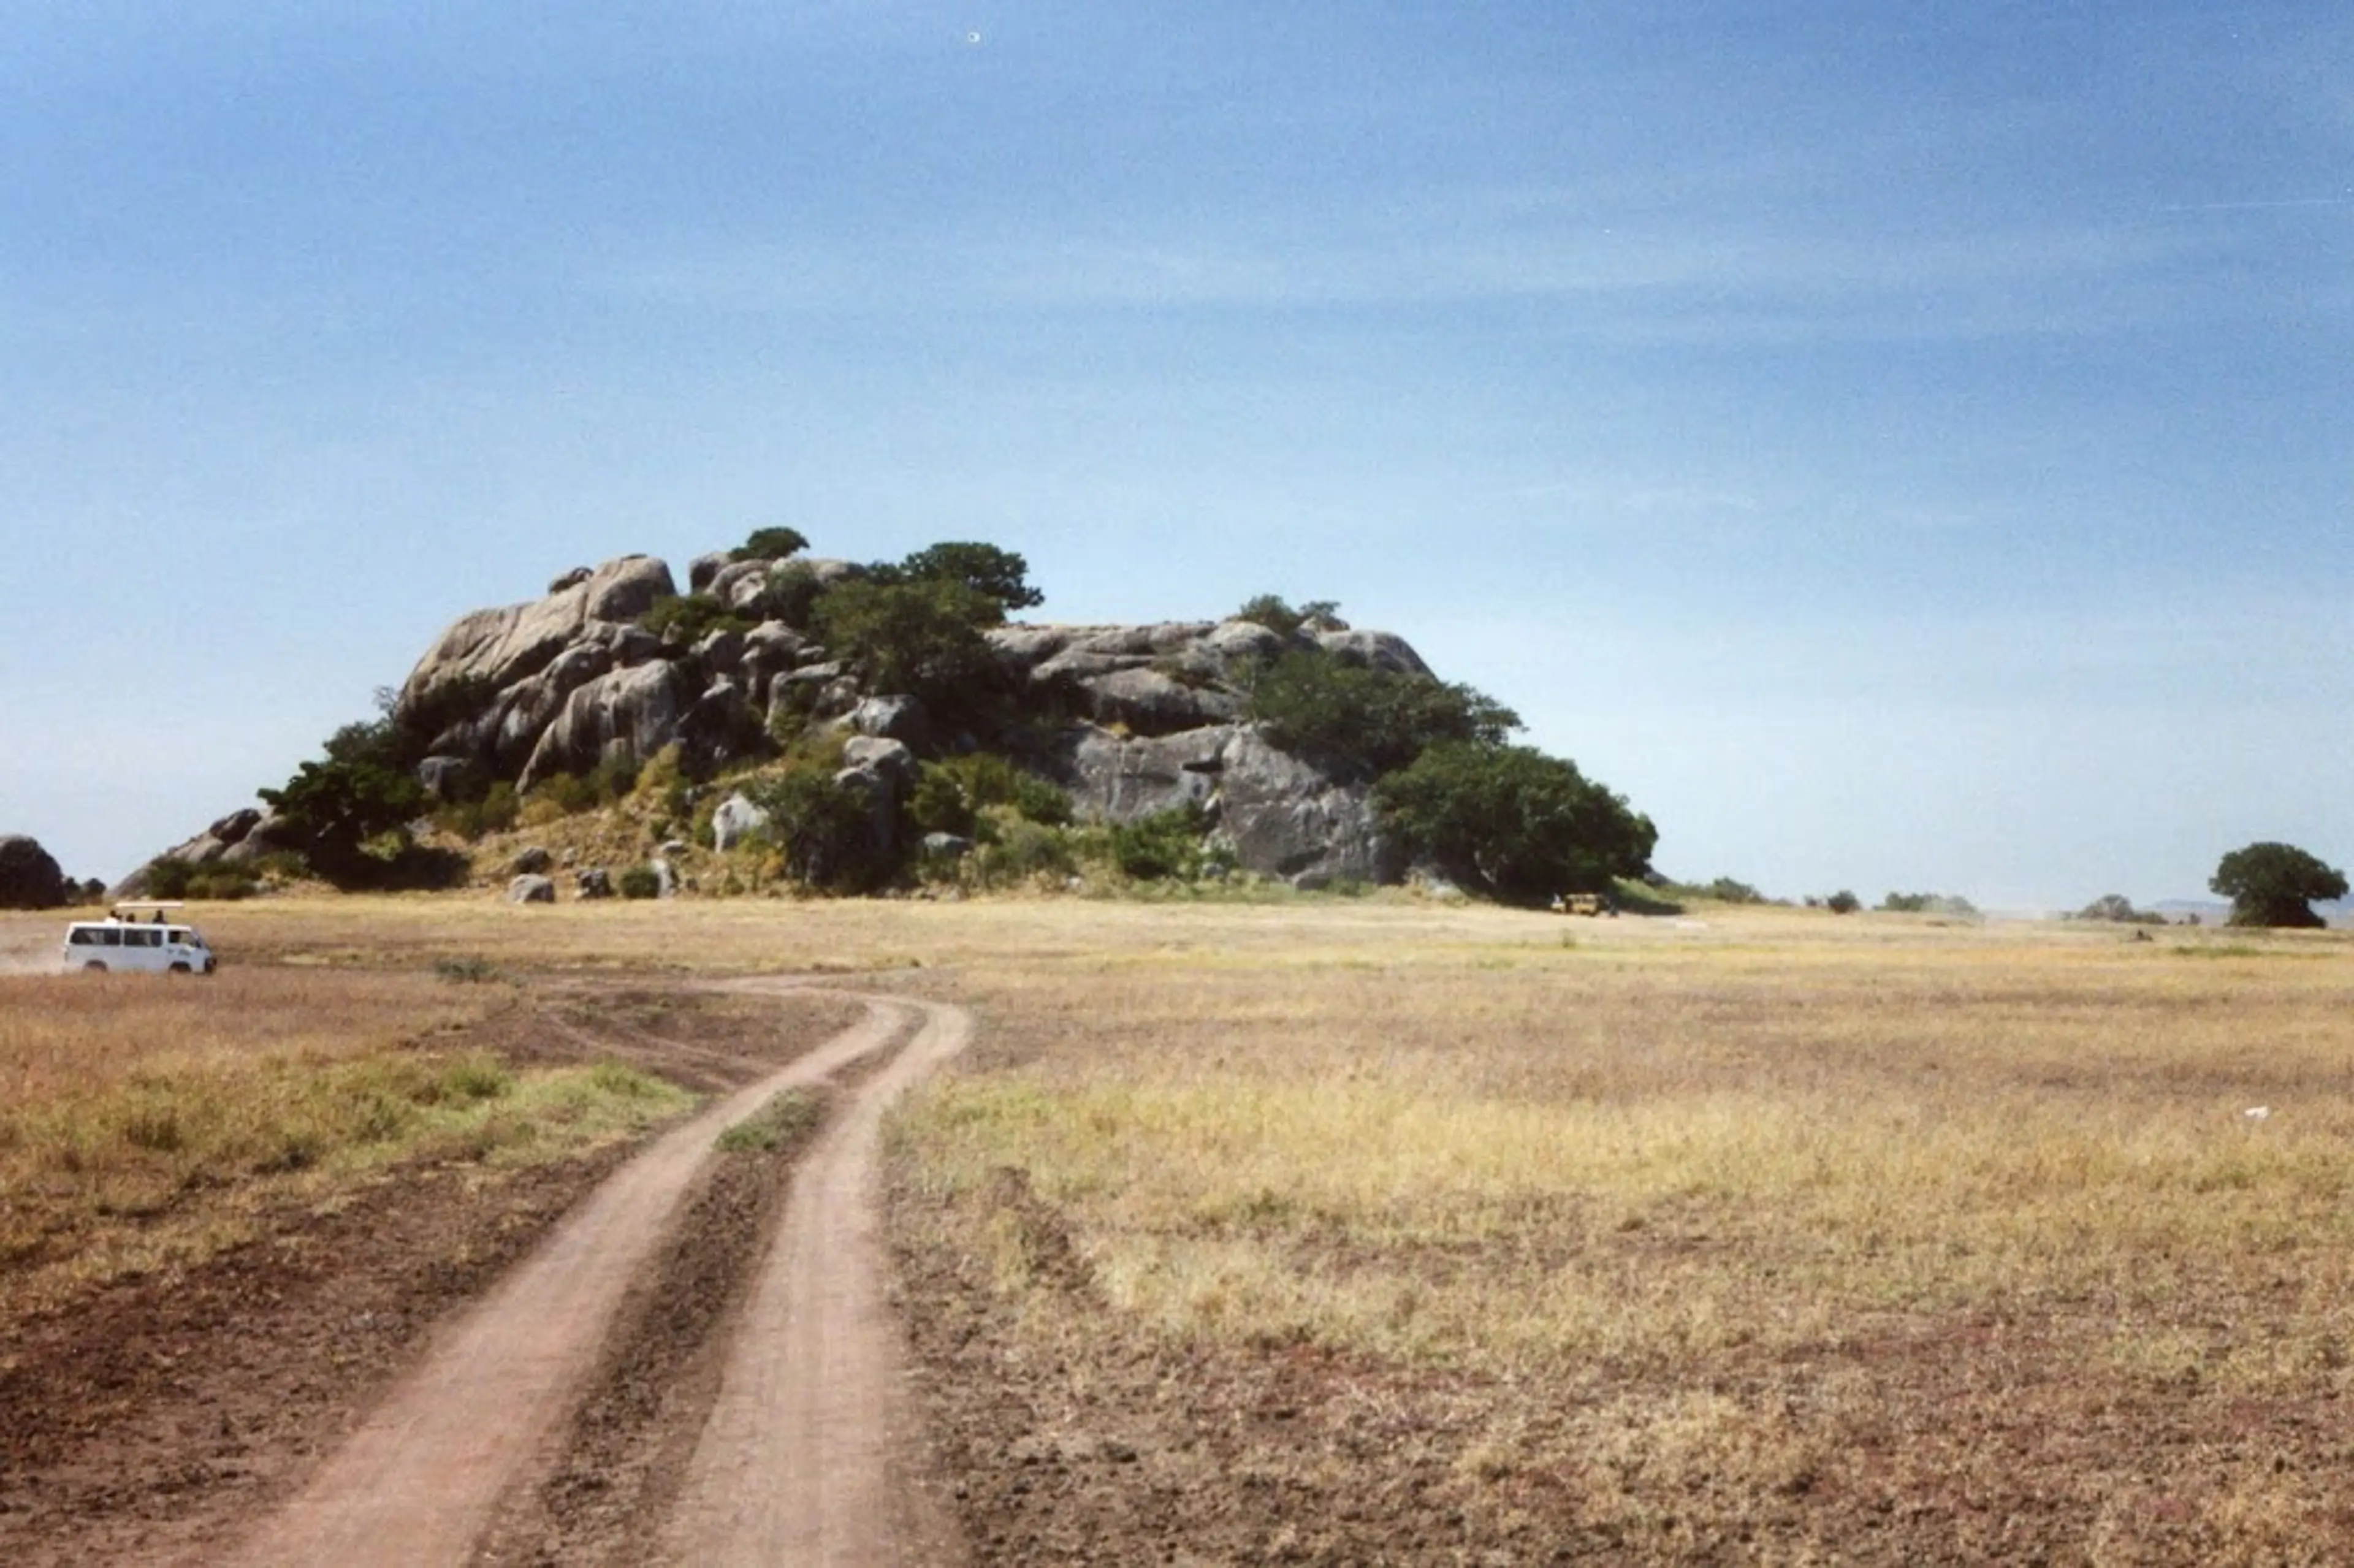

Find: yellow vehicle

[1550,892,1607,917]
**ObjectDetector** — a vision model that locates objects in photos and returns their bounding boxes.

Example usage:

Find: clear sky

[5,2,2349,908]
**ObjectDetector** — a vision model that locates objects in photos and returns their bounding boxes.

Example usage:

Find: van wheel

[169,962,192,975]
[82,961,107,973]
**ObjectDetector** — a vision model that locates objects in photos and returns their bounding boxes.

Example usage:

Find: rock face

[0,836,69,909]
[151,549,1449,889]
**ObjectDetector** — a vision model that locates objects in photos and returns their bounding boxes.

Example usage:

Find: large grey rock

[1203,618,1288,662]
[840,736,917,791]
[400,555,676,710]
[575,867,613,899]
[1314,628,1432,678]
[844,695,931,751]
[511,845,552,875]
[0,835,69,909]
[687,550,731,592]
[710,793,771,852]
[415,756,475,802]
[1079,667,1243,736]
[508,873,557,904]
[1057,724,1393,887]
[519,660,692,790]
[1059,725,1240,823]
[1215,729,1398,888]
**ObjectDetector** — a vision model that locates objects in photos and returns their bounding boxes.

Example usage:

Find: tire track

[222,995,914,1568]
[655,994,972,1565]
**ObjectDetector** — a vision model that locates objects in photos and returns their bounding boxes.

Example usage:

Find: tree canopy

[1244,650,1518,782]
[2211,841,2347,928]
[1373,742,1656,905]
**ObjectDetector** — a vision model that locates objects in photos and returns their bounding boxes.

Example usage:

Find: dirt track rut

[224,985,968,1568]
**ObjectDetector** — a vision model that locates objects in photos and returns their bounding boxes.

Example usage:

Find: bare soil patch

[0,982,855,1566]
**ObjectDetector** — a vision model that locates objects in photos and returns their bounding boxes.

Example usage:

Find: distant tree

[1824,889,1861,915]
[2074,893,2165,926]
[2211,842,2347,929]
[733,526,811,563]
[1373,742,1655,905]
[1880,891,1979,917]
[1702,877,1766,904]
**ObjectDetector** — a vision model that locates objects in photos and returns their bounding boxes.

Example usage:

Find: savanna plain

[4,895,2352,1564]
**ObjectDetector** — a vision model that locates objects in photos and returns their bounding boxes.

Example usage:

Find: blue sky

[5,2,2349,907]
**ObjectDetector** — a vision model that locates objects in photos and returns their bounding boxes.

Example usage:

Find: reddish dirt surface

[0,982,858,1567]
[655,997,970,1567]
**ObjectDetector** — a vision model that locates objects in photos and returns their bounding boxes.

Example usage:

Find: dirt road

[656,997,970,1566]
[224,985,970,1568]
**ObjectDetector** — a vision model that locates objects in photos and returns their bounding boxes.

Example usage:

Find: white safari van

[61,903,219,975]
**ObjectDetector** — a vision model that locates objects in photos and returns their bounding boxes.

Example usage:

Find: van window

[130,928,161,948]
[98,927,123,947]
[69,927,97,946]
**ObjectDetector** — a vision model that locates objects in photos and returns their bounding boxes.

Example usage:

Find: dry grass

[883,900,2354,1559]
[0,955,688,1319]
[12,892,2353,1555]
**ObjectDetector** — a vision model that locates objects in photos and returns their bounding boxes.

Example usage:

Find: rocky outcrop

[402,556,675,707]
[145,546,1452,891]
[1054,724,1397,888]
[0,836,69,909]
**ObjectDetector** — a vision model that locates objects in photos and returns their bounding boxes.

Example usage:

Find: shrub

[1244,650,1518,782]
[434,780,520,841]
[1234,594,1343,640]
[911,754,1073,839]
[1880,891,1979,917]
[971,815,1080,886]
[740,746,897,891]
[641,592,752,645]
[1111,802,1212,882]
[1374,743,1655,906]
[1825,889,1861,915]
[732,526,810,563]
[812,576,1004,709]
[2073,893,2166,925]
[618,864,662,900]
[144,857,261,902]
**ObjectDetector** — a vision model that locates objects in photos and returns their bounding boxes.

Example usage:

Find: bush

[435,780,520,841]
[618,864,662,900]
[740,748,897,891]
[732,526,810,563]
[1880,891,1979,917]
[1111,802,1213,882]
[971,815,1080,886]
[910,754,1073,838]
[143,857,261,901]
[1234,594,1343,640]
[2073,893,2166,925]
[1825,889,1861,915]
[812,576,1005,709]
[641,592,752,645]
[1244,650,1518,783]
[1373,743,1655,905]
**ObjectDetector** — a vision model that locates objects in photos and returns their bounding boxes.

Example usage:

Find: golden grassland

[8,891,2353,1555]
[0,938,690,1319]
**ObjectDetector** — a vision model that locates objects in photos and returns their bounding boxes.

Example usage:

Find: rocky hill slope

[141,542,1518,893]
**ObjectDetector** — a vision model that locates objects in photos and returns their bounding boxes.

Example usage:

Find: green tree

[881,541,1043,614]
[1234,594,1342,639]
[1245,651,1518,782]
[812,576,1004,707]
[741,758,897,891]
[2211,842,2347,928]
[1373,742,1655,905]
[733,526,810,563]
